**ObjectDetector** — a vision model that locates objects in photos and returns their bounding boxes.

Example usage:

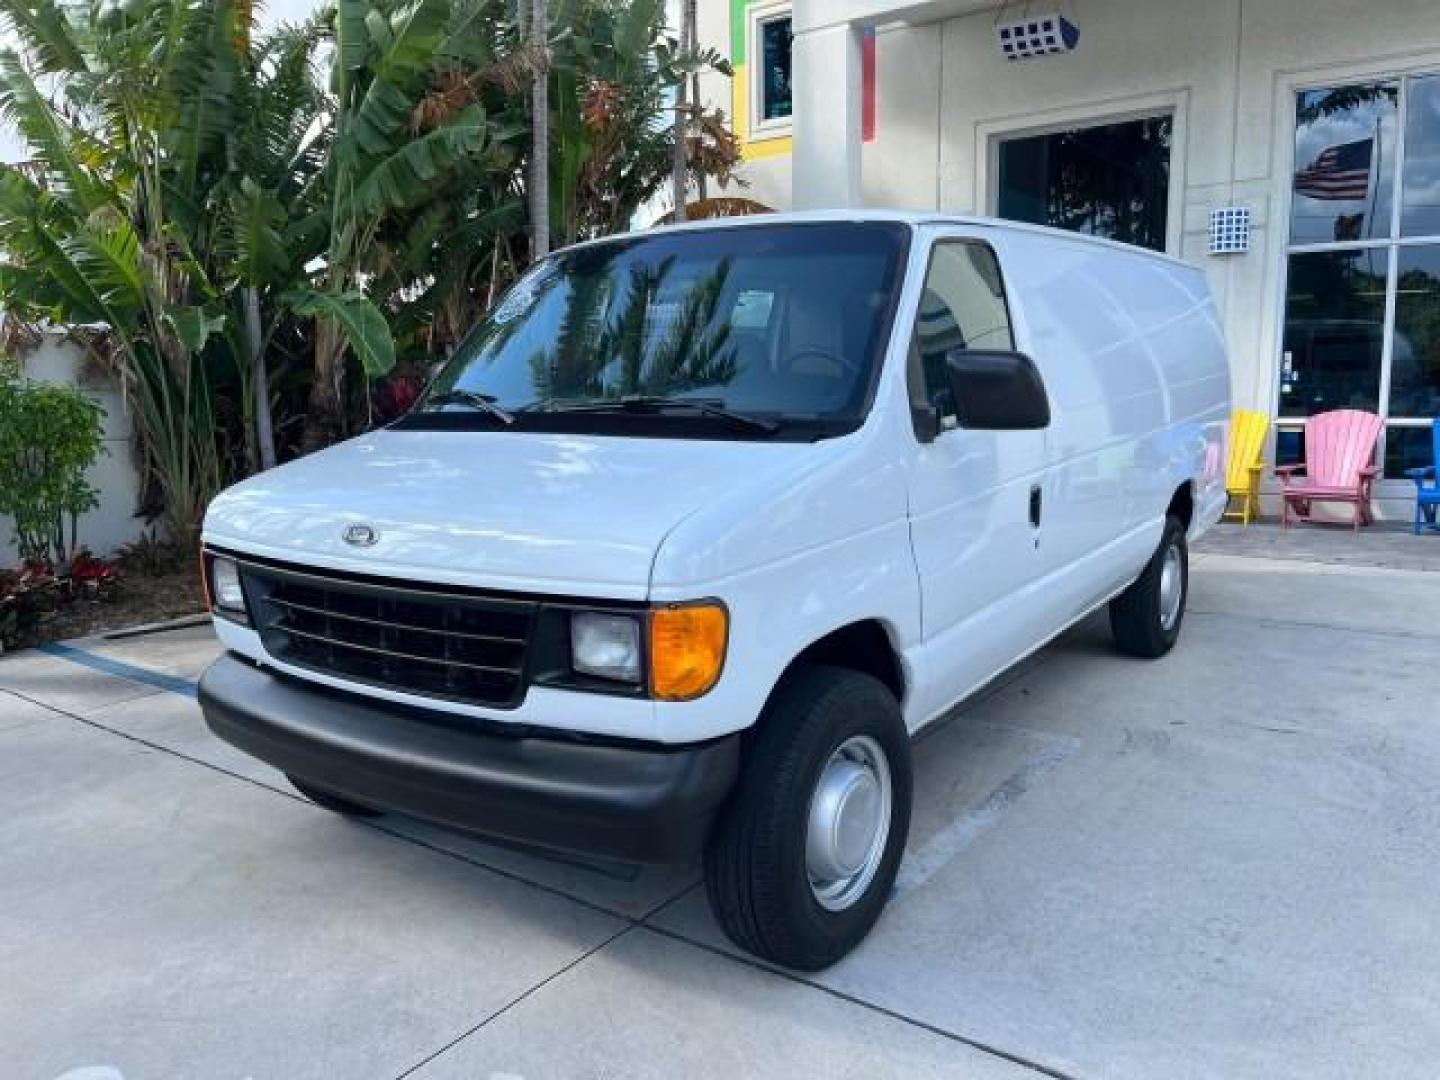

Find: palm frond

[0,49,108,213]
[0,0,88,75]
[350,102,484,216]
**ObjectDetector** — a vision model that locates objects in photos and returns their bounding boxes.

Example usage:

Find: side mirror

[944,349,1050,431]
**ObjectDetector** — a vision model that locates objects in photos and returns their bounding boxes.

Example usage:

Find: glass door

[1281,74,1440,479]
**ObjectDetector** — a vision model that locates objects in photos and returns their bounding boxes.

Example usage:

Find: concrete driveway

[3,535,1439,1080]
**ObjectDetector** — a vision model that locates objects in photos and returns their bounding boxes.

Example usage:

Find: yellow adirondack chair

[1224,409,1268,525]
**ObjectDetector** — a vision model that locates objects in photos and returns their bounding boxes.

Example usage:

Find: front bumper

[198,654,740,863]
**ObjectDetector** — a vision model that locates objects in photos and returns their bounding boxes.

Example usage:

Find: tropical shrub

[0,562,59,652]
[0,368,104,566]
[115,528,187,576]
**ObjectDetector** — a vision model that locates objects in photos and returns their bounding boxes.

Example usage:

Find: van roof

[569,209,1198,273]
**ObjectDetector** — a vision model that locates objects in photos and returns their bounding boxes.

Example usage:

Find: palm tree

[529,0,550,258]
[670,0,692,221]
[216,20,331,471]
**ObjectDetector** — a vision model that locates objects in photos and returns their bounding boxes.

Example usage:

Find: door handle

[1029,484,1042,528]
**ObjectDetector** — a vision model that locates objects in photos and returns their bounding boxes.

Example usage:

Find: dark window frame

[750,6,794,134]
[905,238,1018,439]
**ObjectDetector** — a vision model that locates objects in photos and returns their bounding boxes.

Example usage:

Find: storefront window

[1290,83,1398,244]
[996,115,1172,253]
[1281,75,1440,477]
[1383,425,1437,477]
[1390,246,1440,417]
[1280,250,1388,416]
[1402,76,1440,237]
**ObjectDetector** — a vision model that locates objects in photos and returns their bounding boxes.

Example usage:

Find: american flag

[1294,138,1373,201]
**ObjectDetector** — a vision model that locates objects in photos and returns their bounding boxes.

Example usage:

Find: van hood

[203,429,821,598]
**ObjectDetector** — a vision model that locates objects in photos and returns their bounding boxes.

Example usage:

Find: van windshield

[401,222,910,440]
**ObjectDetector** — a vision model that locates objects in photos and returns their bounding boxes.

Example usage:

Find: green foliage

[286,288,396,378]
[0,369,105,566]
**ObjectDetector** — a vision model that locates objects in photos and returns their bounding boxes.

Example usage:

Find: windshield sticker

[492,266,552,325]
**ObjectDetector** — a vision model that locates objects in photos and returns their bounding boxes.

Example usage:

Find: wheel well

[1168,481,1194,531]
[785,620,905,704]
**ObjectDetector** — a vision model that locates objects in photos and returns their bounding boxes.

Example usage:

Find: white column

[791,22,863,210]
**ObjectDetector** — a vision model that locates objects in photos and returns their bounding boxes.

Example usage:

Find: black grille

[242,561,536,708]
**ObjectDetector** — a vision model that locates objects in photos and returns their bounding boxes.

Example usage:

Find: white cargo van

[199,212,1229,968]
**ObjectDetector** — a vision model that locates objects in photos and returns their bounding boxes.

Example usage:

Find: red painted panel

[862,27,876,143]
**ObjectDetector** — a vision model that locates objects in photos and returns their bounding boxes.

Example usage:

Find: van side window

[912,243,1015,429]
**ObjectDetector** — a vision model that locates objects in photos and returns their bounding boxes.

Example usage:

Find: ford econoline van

[198,212,1230,969]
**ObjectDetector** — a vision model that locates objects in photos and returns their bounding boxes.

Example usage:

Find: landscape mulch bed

[4,568,205,654]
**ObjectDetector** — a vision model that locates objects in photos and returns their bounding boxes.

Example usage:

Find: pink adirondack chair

[1276,409,1383,531]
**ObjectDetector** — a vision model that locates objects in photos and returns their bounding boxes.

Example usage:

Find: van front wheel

[1109,514,1188,658]
[704,666,912,971]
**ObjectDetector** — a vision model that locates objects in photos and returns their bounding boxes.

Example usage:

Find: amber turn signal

[648,602,728,701]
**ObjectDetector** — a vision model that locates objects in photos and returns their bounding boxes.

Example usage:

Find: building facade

[694,0,1440,517]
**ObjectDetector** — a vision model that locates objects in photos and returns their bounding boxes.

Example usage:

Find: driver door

[906,239,1051,722]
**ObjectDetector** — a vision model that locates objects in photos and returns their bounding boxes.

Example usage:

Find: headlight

[570,612,642,683]
[209,556,247,616]
[649,602,727,701]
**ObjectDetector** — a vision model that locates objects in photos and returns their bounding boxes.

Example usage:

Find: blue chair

[1406,419,1440,534]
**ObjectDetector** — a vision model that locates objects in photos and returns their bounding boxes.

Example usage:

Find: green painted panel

[730,0,749,65]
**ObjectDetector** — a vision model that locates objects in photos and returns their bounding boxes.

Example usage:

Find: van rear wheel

[287,774,384,818]
[704,665,912,971]
[1109,514,1188,658]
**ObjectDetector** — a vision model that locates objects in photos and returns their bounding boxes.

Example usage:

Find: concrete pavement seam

[389,920,640,1080]
[389,880,703,1079]
[1193,549,1440,573]
[1187,607,1440,642]
[637,922,1084,1080]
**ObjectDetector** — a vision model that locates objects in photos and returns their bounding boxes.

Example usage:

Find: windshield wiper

[420,389,515,425]
[533,396,780,434]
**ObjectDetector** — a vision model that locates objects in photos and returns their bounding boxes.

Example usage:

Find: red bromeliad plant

[68,550,121,596]
[0,562,58,652]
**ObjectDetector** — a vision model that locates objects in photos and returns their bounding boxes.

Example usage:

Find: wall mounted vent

[996,7,1080,61]
[1209,206,1252,255]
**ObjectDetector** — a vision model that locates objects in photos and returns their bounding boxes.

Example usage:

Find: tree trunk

[245,287,277,470]
[529,0,550,259]
[690,0,704,202]
[671,0,692,222]
[301,324,345,454]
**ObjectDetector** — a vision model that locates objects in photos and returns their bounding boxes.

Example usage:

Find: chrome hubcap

[806,735,892,912]
[1159,543,1184,632]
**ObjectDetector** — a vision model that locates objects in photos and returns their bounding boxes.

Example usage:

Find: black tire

[1109,514,1188,658]
[704,665,912,971]
[287,774,384,818]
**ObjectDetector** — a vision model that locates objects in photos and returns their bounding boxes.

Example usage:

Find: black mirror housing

[944,349,1051,431]
[911,403,942,443]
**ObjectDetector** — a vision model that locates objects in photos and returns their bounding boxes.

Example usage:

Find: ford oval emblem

[342,523,379,548]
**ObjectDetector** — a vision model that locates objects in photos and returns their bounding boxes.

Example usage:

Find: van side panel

[992,230,1229,622]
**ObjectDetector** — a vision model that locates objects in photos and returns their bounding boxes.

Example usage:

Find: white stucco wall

[1,336,148,563]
